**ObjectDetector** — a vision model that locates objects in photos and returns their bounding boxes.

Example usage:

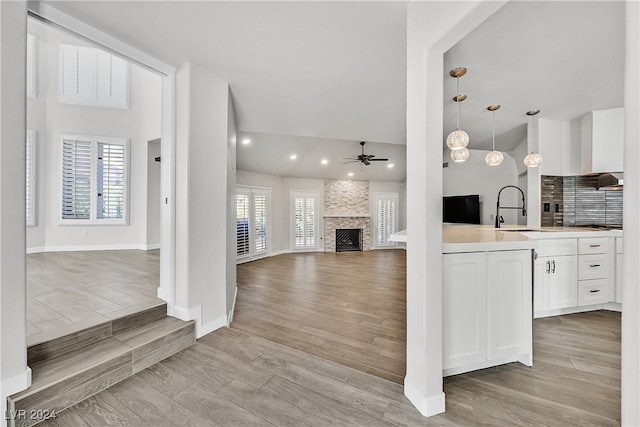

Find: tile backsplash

[541,175,623,227]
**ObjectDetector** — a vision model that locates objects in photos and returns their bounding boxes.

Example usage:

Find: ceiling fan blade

[364,159,371,166]
[342,160,361,164]
[369,158,389,161]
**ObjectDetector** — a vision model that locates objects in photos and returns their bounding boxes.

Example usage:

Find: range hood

[596,172,624,190]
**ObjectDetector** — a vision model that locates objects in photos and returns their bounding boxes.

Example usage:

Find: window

[60,134,129,225]
[27,34,36,98]
[58,44,130,109]
[236,187,270,261]
[374,192,398,247]
[292,191,318,250]
[26,130,36,226]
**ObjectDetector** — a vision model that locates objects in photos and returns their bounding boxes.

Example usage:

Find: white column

[622,1,640,425]
[0,2,31,425]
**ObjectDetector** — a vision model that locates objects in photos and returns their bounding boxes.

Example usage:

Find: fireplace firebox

[335,228,363,252]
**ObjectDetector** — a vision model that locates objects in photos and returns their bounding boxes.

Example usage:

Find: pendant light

[451,147,469,162]
[524,109,543,167]
[485,105,504,166]
[446,67,470,152]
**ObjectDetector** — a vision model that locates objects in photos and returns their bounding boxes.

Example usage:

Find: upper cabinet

[581,108,624,173]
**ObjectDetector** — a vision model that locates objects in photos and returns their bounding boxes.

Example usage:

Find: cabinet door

[443,252,487,370]
[534,257,549,315]
[548,255,577,310]
[616,253,623,304]
[487,250,532,361]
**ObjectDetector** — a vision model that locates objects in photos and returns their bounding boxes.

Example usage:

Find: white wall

[237,170,406,253]
[443,149,520,225]
[1,1,30,423]
[26,20,161,252]
[174,62,234,337]
[226,93,237,317]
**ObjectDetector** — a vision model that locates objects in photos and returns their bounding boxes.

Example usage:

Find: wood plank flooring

[27,250,161,346]
[36,251,621,425]
[233,250,407,384]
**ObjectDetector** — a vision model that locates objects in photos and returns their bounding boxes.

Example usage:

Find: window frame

[236,185,271,262]
[290,190,319,251]
[58,134,130,226]
[26,129,36,227]
[373,192,399,248]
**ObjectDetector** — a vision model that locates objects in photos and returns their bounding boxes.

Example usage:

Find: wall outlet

[81,230,87,237]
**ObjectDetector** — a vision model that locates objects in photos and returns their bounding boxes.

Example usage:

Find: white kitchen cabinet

[443,250,532,375]
[443,252,487,370]
[534,239,578,317]
[577,237,615,305]
[581,108,624,174]
[616,237,623,304]
[487,250,532,362]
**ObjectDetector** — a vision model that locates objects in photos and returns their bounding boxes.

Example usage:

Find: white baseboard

[270,249,291,257]
[2,367,31,397]
[603,302,622,312]
[169,304,226,339]
[26,243,157,254]
[197,315,227,339]
[227,286,238,326]
[168,305,191,322]
[534,303,619,319]
[404,379,446,417]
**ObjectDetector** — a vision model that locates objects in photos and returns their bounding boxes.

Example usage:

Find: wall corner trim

[404,379,446,417]
[2,367,32,398]
[227,286,238,326]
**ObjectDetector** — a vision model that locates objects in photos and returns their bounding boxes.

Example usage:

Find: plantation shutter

[61,138,92,219]
[96,50,129,108]
[26,130,36,226]
[254,193,268,254]
[375,194,398,247]
[293,192,317,249]
[96,142,126,219]
[59,45,95,105]
[236,193,250,257]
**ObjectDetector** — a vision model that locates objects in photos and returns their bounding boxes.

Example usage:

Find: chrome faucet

[495,185,527,228]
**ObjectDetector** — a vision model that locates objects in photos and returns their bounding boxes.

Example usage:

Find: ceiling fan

[342,141,389,166]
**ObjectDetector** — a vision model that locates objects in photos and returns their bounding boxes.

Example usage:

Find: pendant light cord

[456,77,461,130]
[492,110,496,151]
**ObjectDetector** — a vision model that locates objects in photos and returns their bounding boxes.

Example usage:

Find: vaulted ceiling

[41,1,624,179]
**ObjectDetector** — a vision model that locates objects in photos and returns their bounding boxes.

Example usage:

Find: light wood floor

[234,250,406,384]
[37,251,621,425]
[27,250,161,346]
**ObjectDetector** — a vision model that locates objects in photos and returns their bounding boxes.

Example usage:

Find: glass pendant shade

[446,129,469,150]
[451,147,469,162]
[485,150,504,166]
[524,152,542,167]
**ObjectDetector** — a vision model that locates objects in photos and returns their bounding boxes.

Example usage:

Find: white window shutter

[375,193,398,247]
[292,192,317,249]
[96,141,126,219]
[61,137,93,220]
[26,130,36,226]
[236,193,251,257]
[59,44,129,109]
[254,193,268,254]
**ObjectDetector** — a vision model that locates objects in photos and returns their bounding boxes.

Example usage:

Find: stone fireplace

[323,179,371,252]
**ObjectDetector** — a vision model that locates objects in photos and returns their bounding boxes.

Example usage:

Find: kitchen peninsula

[439,224,622,377]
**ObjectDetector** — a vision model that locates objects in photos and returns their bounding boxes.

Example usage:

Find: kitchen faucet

[495,185,527,228]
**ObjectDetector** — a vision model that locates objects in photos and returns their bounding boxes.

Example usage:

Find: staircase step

[8,316,194,427]
[27,302,167,365]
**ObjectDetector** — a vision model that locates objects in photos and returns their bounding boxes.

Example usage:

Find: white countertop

[442,225,622,253]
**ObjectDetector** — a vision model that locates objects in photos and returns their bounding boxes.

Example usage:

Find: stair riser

[13,364,132,427]
[26,303,167,364]
[134,332,195,374]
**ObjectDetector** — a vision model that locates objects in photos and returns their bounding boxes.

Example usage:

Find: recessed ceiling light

[348,172,354,177]
[242,138,251,145]
[387,163,394,168]
[290,154,297,160]
[321,159,328,165]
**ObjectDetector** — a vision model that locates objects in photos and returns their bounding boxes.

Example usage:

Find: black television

[443,194,481,224]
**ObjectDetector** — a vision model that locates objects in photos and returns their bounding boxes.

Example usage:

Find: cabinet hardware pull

[590,289,601,293]
[590,244,601,248]
[546,260,550,273]
[590,264,601,268]
[551,260,556,273]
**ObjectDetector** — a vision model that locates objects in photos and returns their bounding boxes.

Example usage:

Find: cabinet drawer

[578,254,608,280]
[578,237,609,254]
[536,239,577,257]
[578,279,608,306]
